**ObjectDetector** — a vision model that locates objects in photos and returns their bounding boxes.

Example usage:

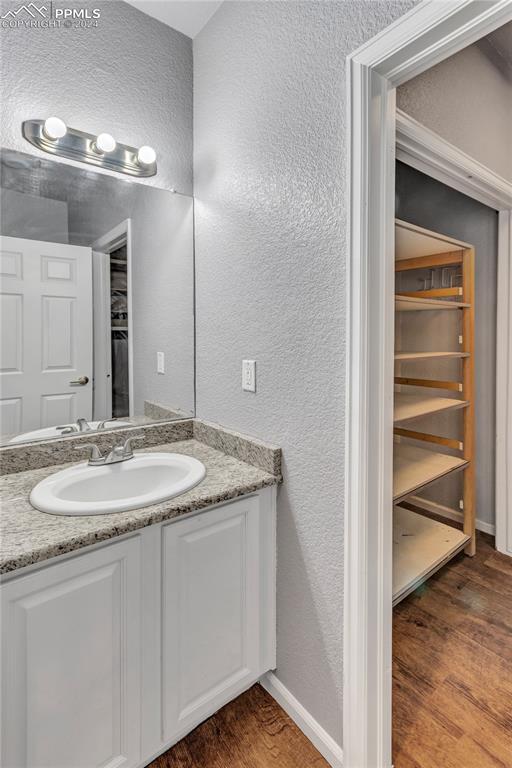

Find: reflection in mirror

[0,149,195,446]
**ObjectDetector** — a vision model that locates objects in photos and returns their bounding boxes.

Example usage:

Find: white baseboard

[477,519,495,536]
[406,495,496,536]
[260,672,343,768]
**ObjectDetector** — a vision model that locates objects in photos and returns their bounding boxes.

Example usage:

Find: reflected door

[0,235,92,436]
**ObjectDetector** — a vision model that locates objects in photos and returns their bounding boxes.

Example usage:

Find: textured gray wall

[0,0,192,193]
[1,189,69,243]
[396,162,498,527]
[398,42,512,182]
[194,0,417,744]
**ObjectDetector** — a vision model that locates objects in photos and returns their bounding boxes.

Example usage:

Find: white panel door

[1,537,142,768]
[162,497,261,744]
[0,235,92,436]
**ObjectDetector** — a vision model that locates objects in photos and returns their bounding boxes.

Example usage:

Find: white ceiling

[125,0,222,39]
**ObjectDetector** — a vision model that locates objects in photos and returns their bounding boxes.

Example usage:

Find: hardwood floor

[393,532,512,768]
[148,684,329,767]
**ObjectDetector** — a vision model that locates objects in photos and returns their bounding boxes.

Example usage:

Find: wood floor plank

[149,684,329,768]
[404,572,512,663]
[393,681,462,768]
[427,681,512,768]
[450,736,509,768]
[393,660,463,740]
[393,532,512,768]
[484,549,512,579]
[446,543,512,599]
[393,604,459,689]
[395,602,512,718]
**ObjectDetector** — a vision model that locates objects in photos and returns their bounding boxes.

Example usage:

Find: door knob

[69,375,89,386]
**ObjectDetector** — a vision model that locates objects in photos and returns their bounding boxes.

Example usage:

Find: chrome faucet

[57,417,93,434]
[76,435,144,466]
[96,418,119,430]
[76,418,94,432]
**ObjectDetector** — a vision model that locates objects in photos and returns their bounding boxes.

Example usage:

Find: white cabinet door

[162,497,261,743]
[0,235,93,436]
[1,538,141,768]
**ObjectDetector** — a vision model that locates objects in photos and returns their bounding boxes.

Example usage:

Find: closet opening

[392,140,507,767]
[92,219,133,421]
[392,211,477,604]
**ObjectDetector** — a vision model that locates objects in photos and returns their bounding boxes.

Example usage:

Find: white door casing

[92,249,112,420]
[0,236,93,436]
[345,2,512,767]
[1,537,142,768]
[496,211,512,556]
[92,220,134,418]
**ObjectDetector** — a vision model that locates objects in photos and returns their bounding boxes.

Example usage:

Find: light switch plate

[242,360,256,392]
[157,351,165,374]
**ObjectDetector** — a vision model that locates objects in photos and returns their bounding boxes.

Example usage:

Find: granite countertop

[0,439,279,576]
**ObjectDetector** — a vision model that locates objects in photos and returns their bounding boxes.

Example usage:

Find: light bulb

[137,145,156,166]
[43,116,67,141]
[94,133,116,154]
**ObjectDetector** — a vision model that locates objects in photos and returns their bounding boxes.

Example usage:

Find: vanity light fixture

[43,116,67,141]
[22,119,157,178]
[136,145,157,167]
[93,132,117,154]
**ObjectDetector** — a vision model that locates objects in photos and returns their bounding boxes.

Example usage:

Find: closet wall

[397,40,512,182]
[395,161,498,530]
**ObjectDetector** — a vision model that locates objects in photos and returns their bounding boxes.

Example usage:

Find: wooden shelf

[393,443,468,502]
[395,219,471,261]
[395,351,470,361]
[394,393,468,425]
[393,505,470,605]
[393,219,476,588]
[395,295,469,312]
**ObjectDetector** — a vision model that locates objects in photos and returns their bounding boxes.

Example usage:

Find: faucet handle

[76,418,93,432]
[75,443,103,462]
[96,418,120,430]
[122,434,145,455]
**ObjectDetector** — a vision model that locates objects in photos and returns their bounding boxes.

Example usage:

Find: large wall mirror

[0,149,195,446]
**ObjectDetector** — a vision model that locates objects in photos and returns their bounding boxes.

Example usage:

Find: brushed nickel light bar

[22,117,157,178]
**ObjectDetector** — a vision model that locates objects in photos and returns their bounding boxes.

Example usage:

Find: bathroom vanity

[0,142,281,767]
[0,420,280,768]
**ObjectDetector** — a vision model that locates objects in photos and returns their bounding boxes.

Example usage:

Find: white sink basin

[30,452,206,516]
[10,421,131,444]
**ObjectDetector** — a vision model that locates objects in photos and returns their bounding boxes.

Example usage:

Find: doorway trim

[496,210,512,556]
[344,2,512,766]
[396,109,512,210]
[396,108,512,552]
[92,219,134,417]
